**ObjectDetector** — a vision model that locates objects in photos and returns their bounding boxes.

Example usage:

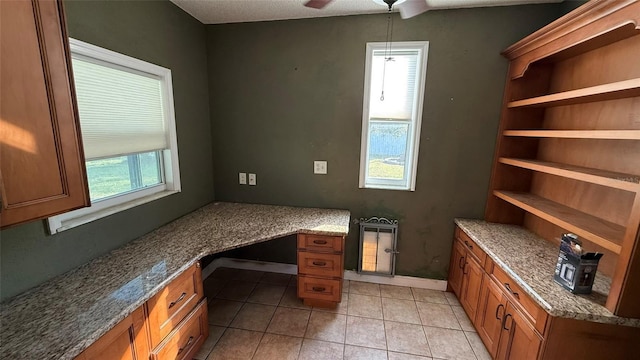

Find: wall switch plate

[239,172,247,185]
[314,161,327,175]
[248,173,256,185]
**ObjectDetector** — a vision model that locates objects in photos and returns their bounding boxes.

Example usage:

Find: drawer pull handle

[458,256,465,269]
[464,240,473,250]
[312,261,327,266]
[312,286,326,292]
[495,304,504,320]
[503,283,520,299]
[177,336,194,355]
[169,292,187,309]
[313,239,328,245]
[462,262,468,275]
[502,314,513,331]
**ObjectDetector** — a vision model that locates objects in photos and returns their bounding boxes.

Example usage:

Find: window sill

[48,190,179,234]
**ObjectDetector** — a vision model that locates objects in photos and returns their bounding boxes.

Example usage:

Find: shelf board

[499,158,640,192]
[502,130,640,140]
[507,78,640,108]
[493,190,624,254]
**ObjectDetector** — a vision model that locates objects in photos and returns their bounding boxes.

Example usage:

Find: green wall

[0,0,213,301]
[206,5,562,278]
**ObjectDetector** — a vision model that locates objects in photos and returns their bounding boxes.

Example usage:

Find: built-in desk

[0,202,350,359]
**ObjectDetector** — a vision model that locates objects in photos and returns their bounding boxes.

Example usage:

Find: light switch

[239,172,247,185]
[314,161,327,175]
[248,173,256,185]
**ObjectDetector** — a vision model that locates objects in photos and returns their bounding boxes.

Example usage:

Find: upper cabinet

[0,0,89,228]
[486,0,640,318]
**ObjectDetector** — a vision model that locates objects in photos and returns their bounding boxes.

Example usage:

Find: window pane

[86,151,162,202]
[367,122,409,180]
[369,50,419,120]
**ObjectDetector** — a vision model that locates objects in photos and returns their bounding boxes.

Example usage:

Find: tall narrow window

[359,41,428,191]
[47,39,180,233]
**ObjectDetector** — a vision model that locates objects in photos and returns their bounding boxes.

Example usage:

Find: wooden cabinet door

[460,254,483,321]
[497,303,542,360]
[476,275,507,358]
[75,307,150,360]
[448,239,466,297]
[0,0,89,228]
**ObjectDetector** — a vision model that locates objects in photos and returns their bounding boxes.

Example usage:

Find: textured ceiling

[170,0,562,24]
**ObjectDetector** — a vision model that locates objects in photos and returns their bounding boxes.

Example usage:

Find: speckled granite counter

[0,202,350,359]
[455,219,639,327]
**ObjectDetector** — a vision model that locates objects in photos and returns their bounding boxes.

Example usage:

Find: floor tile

[415,302,461,330]
[253,333,302,360]
[411,288,448,304]
[280,286,312,309]
[289,275,298,287]
[266,307,311,337]
[350,281,381,296]
[345,316,386,350]
[452,305,475,332]
[423,326,476,360]
[208,298,243,326]
[348,294,383,319]
[384,321,431,357]
[247,283,286,305]
[231,269,264,282]
[381,298,421,324]
[230,303,276,332]
[194,325,226,360]
[204,276,228,301]
[216,281,256,301]
[465,331,492,360]
[259,272,292,286]
[380,284,414,300]
[344,345,388,360]
[211,267,238,279]
[342,280,350,293]
[387,352,433,360]
[444,292,461,306]
[305,310,346,343]
[314,292,348,315]
[206,328,263,360]
[298,339,344,360]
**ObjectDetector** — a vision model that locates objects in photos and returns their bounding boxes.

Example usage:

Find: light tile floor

[195,267,492,360]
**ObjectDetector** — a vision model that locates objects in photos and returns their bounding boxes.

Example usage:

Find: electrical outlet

[248,173,256,186]
[314,161,327,175]
[239,172,247,185]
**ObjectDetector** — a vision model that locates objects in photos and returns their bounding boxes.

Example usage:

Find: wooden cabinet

[449,228,486,322]
[74,307,149,360]
[476,275,507,357]
[485,0,640,318]
[297,233,345,308]
[75,262,208,360]
[497,303,543,360]
[0,0,89,228]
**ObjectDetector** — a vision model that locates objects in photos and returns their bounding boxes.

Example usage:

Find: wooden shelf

[507,78,640,108]
[499,158,640,192]
[502,130,640,140]
[493,190,624,254]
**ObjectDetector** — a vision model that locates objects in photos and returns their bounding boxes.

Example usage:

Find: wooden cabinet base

[297,234,345,308]
[150,299,208,360]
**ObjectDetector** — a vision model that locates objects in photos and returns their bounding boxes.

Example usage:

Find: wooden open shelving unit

[485,0,640,319]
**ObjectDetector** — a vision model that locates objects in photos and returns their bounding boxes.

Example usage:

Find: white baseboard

[202,257,448,291]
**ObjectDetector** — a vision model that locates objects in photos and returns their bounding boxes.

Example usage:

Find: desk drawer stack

[297,233,345,308]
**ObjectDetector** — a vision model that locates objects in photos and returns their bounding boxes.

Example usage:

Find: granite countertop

[455,219,639,327]
[0,202,350,359]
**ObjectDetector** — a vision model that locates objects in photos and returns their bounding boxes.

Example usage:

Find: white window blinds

[71,56,168,160]
[369,50,419,121]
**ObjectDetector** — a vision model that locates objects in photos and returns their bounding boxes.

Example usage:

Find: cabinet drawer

[298,275,342,302]
[456,227,486,265]
[298,234,343,253]
[298,251,343,278]
[490,262,547,335]
[146,262,204,348]
[151,299,208,360]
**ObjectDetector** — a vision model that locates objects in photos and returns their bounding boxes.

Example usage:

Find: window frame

[359,41,429,191]
[47,38,181,233]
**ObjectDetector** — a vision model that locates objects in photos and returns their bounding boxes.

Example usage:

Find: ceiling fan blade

[304,0,333,9]
[397,0,431,19]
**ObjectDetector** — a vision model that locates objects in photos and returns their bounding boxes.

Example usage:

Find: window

[359,41,428,191]
[47,39,180,233]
